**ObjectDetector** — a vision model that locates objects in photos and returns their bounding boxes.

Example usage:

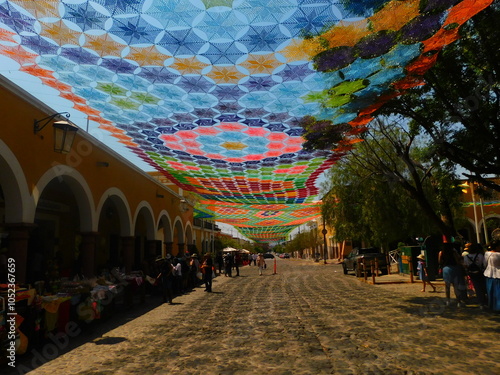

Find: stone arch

[157,211,173,256]
[173,217,185,256]
[133,201,156,240]
[157,211,173,242]
[95,188,133,271]
[29,165,95,281]
[132,202,157,268]
[96,188,132,237]
[34,165,95,232]
[185,222,193,244]
[0,140,33,223]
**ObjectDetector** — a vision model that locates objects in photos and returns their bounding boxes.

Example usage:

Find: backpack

[466,254,481,275]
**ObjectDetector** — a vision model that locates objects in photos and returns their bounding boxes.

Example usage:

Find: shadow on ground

[397,295,500,329]
[4,294,165,375]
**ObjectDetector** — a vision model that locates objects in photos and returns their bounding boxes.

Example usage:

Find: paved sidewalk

[7,259,500,375]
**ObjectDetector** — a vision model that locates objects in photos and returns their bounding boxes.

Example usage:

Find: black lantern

[34,112,78,153]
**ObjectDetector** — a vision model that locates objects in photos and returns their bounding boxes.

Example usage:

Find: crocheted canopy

[0,0,492,242]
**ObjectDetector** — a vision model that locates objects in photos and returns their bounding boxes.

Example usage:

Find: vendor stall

[0,268,146,364]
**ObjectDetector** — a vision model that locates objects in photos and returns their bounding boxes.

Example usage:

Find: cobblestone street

[10,259,500,375]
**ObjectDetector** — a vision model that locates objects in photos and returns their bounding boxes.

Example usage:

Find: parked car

[263,253,275,259]
[342,247,388,277]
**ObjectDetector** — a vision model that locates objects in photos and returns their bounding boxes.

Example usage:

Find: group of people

[222,252,266,277]
[153,251,274,302]
[154,252,215,303]
[421,239,500,311]
[221,251,240,277]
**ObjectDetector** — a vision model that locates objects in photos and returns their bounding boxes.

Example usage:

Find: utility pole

[322,216,328,264]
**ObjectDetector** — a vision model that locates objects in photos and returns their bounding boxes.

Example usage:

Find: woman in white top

[483,239,500,312]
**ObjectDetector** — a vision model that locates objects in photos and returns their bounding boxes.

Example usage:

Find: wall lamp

[34,112,79,153]
[180,199,189,212]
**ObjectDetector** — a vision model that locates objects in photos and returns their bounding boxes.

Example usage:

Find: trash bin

[399,246,423,275]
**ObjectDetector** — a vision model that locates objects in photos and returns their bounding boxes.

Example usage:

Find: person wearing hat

[416,253,436,293]
[464,243,487,309]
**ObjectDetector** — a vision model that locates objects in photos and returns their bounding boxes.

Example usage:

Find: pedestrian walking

[172,258,183,295]
[201,253,214,292]
[416,254,436,292]
[216,251,224,275]
[484,239,500,312]
[156,256,175,304]
[257,253,266,276]
[252,253,257,266]
[439,242,467,307]
[463,243,487,308]
[181,257,190,292]
[224,252,233,277]
[234,252,241,276]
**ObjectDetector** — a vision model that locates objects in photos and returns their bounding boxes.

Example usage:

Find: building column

[6,223,34,284]
[80,232,97,278]
[121,236,134,273]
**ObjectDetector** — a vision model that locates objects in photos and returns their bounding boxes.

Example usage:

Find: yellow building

[0,76,215,284]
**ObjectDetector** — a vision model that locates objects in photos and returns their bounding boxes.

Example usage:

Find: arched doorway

[133,205,156,271]
[96,192,131,273]
[0,141,34,283]
[157,213,173,257]
[30,178,81,284]
[173,219,185,257]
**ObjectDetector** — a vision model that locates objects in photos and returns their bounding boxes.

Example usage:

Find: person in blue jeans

[439,243,467,307]
[484,240,500,312]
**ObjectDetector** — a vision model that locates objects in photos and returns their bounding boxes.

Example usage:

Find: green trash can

[399,246,423,275]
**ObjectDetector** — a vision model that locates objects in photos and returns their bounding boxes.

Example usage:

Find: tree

[320,118,464,245]
[214,235,239,252]
[378,3,500,192]
[299,115,352,151]
[284,228,321,257]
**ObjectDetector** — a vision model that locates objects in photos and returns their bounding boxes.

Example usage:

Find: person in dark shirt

[201,253,214,292]
[156,256,175,304]
[438,243,467,307]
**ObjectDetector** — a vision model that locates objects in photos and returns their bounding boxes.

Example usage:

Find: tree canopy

[299,6,498,245]
[320,118,464,247]
[378,3,500,192]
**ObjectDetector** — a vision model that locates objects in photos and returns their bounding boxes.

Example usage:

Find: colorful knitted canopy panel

[0,0,492,242]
